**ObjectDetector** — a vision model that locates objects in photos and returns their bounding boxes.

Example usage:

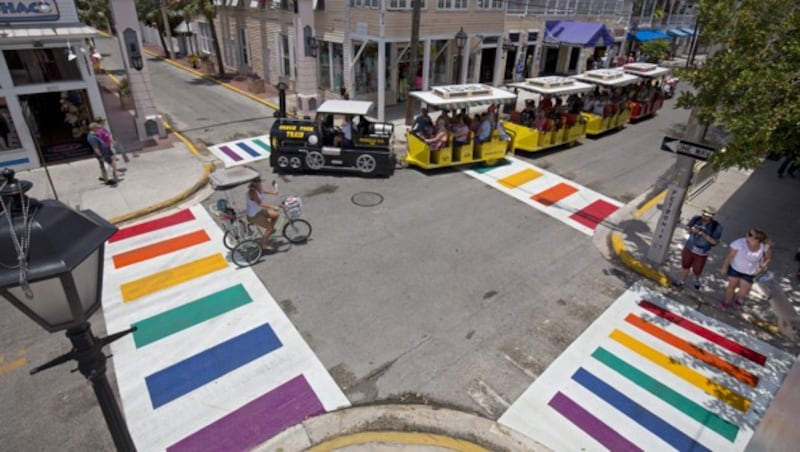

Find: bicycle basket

[284,196,303,219]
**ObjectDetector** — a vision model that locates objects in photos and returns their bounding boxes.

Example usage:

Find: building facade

[193,1,699,119]
[0,0,103,170]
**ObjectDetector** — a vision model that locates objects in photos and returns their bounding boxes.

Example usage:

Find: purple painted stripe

[167,374,325,452]
[548,392,643,452]
[219,145,243,161]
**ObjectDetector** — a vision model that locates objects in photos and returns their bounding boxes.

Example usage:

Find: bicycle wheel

[223,230,240,250]
[283,219,312,244]
[231,239,263,267]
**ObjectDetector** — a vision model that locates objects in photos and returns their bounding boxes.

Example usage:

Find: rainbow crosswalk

[465,157,622,235]
[101,205,348,451]
[208,134,271,167]
[499,283,794,451]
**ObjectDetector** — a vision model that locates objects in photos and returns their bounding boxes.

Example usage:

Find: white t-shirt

[730,238,768,275]
[246,190,267,218]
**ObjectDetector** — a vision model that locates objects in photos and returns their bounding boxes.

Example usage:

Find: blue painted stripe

[235,141,261,158]
[145,324,282,409]
[572,367,711,452]
[0,157,31,167]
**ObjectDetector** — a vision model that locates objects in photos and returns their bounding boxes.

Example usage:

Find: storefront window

[0,97,21,151]
[352,41,378,95]
[317,42,344,93]
[4,49,82,86]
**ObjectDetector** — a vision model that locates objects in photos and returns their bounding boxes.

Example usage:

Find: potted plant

[118,77,134,110]
[187,54,200,69]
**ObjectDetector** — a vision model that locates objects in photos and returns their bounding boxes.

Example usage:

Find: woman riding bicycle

[246,178,280,252]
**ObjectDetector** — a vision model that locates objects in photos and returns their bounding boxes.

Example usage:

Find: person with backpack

[674,207,723,290]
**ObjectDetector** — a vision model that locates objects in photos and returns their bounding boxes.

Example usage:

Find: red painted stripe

[639,299,767,366]
[569,199,619,230]
[109,209,195,243]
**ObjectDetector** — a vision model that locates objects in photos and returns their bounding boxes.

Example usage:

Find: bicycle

[230,195,312,267]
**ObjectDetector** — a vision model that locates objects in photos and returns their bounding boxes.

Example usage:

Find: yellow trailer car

[405,84,517,169]
[572,69,639,136]
[503,76,595,153]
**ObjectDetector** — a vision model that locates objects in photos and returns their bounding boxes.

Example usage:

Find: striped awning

[208,134,271,168]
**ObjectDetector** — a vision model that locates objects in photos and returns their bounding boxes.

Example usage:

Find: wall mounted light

[304,25,318,58]
[67,40,77,61]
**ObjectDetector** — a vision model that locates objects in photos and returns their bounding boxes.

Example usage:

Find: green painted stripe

[132,285,253,348]
[472,158,512,174]
[592,347,739,442]
[253,139,271,153]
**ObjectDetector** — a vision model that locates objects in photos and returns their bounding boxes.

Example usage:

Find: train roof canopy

[317,100,375,116]
[572,69,640,87]
[508,76,595,96]
[622,63,671,78]
[409,84,517,109]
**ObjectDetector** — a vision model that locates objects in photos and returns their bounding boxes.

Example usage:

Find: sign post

[646,137,717,265]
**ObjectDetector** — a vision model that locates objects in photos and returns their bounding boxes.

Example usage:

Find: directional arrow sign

[661,137,717,161]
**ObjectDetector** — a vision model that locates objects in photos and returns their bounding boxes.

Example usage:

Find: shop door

[503,48,517,83]
[479,48,496,84]
[20,90,94,163]
[542,47,559,75]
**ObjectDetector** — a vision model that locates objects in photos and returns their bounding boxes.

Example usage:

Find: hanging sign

[0,1,60,22]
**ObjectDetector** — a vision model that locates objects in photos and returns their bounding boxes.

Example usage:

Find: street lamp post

[454,27,468,84]
[0,168,137,452]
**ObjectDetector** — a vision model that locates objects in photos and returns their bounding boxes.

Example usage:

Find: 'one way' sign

[660,137,717,161]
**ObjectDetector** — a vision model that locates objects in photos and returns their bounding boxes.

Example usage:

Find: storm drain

[351,192,384,207]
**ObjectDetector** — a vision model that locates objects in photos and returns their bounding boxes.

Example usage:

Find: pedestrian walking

[719,228,772,310]
[673,207,722,290]
[87,122,118,186]
[776,150,798,178]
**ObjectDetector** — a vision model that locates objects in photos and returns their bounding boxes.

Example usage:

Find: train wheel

[289,156,302,169]
[306,151,325,170]
[276,155,289,169]
[355,154,377,175]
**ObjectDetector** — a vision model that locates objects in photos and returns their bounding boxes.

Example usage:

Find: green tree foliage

[640,39,671,63]
[76,0,111,31]
[676,0,800,169]
[175,0,225,79]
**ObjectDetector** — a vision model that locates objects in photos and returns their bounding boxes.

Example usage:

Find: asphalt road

[0,34,693,449]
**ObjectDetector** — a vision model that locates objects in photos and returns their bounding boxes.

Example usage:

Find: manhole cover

[351,192,383,207]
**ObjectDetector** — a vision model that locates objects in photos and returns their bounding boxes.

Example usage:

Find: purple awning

[544,21,615,48]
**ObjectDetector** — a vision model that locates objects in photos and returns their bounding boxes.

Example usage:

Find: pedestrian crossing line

[591,347,740,441]
[109,209,196,243]
[625,314,759,387]
[120,253,228,303]
[131,284,252,349]
[610,329,751,412]
[102,205,349,450]
[499,284,794,451]
[570,367,712,452]
[465,157,622,236]
[145,323,282,409]
[208,134,271,167]
[112,230,210,269]
[166,374,325,452]
[548,392,643,452]
[638,299,767,366]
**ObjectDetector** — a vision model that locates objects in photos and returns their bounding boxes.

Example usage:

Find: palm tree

[135,0,174,59]
[177,0,225,78]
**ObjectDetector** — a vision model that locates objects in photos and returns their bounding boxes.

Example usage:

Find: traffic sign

[660,137,717,161]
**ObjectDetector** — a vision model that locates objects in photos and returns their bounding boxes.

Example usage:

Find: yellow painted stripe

[120,254,228,303]
[307,431,488,452]
[498,168,542,189]
[610,329,751,412]
[635,190,667,218]
[0,357,26,376]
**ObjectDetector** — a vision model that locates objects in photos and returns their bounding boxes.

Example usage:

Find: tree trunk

[206,11,225,79]
[158,21,171,59]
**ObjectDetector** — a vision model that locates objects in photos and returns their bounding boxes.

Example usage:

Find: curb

[253,404,549,452]
[108,163,212,225]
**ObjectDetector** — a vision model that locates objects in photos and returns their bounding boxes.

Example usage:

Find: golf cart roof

[573,69,640,87]
[622,62,670,78]
[409,84,517,109]
[209,165,261,190]
[317,100,375,116]
[508,76,595,96]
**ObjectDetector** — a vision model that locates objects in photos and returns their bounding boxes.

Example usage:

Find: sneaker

[693,281,701,290]
[672,280,684,288]
[106,180,117,186]
[731,298,743,310]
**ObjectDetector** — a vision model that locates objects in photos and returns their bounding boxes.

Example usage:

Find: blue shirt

[87,132,112,158]
[684,216,722,255]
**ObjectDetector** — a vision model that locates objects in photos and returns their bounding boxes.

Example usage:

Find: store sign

[0,1,60,22]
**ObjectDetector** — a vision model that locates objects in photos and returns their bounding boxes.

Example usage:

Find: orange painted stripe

[112,230,211,269]
[531,182,579,206]
[626,314,759,387]
[498,168,542,189]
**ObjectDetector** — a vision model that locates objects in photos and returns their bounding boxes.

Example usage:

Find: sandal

[717,301,730,310]
[731,298,743,310]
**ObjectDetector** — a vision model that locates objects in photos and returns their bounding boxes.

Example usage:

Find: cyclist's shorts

[247,211,271,228]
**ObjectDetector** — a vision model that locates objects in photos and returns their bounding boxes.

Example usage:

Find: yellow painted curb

[635,189,666,219]
[109,163,212,225]
[165,122,202,157]
[142,48,281,111]
[611,232,671,287]
[307,431,488,452]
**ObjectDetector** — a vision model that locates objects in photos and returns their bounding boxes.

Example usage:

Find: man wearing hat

[674,207,723,290]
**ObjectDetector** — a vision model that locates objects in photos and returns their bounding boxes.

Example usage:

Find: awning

[680,27,697,36]
[667,28,690,38]
[0,25,97,44]
[629,29,670,42]
[544,21,615,48]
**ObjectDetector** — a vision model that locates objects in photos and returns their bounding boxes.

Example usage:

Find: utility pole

[404,0,422,126]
